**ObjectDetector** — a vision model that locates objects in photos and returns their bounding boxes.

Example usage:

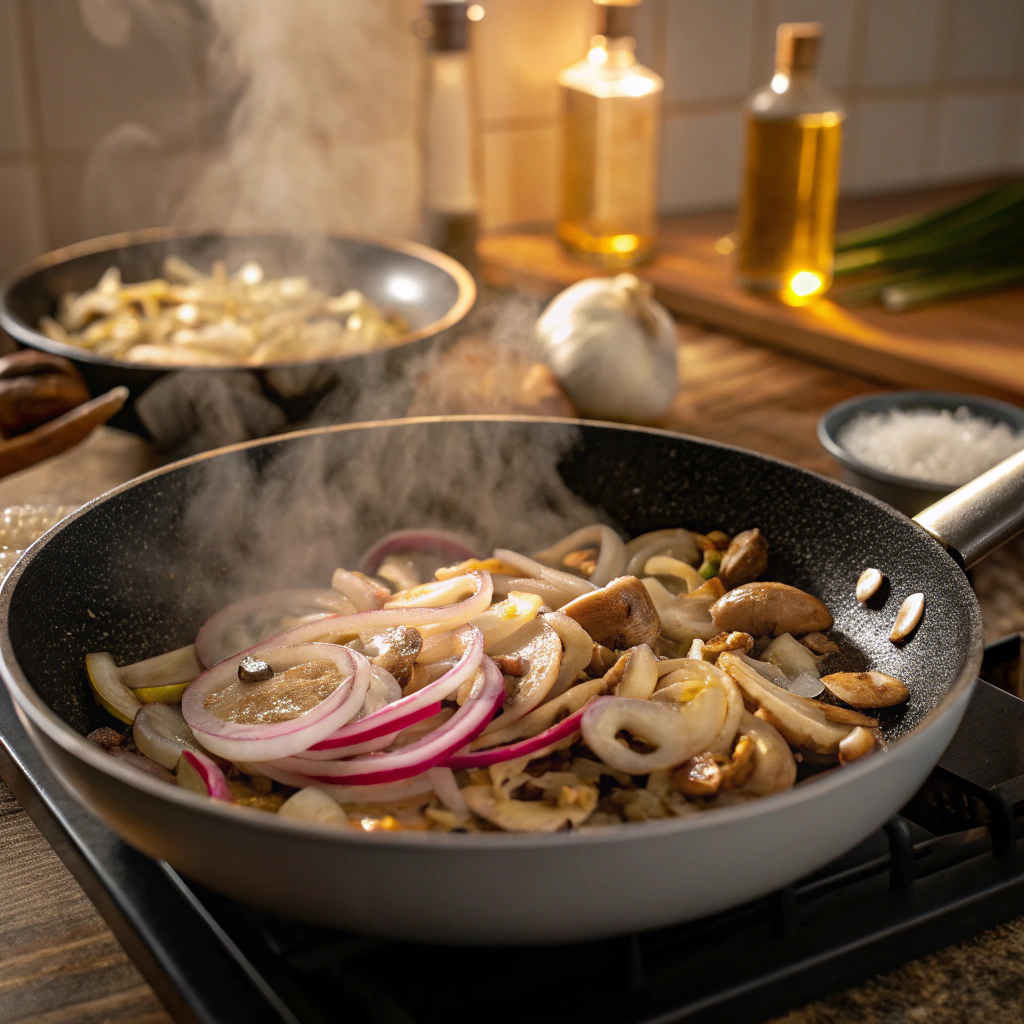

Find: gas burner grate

[3,635,1024,1024]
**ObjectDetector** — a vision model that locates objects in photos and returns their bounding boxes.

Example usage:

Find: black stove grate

[4,634,1024,1024]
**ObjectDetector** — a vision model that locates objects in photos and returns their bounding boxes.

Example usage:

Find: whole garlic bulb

[535,274,678,424]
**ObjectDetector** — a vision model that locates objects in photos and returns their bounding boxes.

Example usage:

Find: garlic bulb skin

[536,274,678,424]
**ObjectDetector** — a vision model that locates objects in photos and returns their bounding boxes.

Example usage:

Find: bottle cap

[594,0,641,39]
[424,0,468,52]
[775,22,823,71]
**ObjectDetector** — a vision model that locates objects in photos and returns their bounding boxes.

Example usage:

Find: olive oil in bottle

[737,23,844,306]
[557,0,663,267]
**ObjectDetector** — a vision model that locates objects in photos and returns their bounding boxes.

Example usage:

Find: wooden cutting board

[479,181,1024,405]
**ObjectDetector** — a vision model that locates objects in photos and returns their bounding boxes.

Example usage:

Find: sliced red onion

[195,588,356,667]
[244,762,435,804]
[359,529,479,576]
[181,643,369,762]
[331,568,390,612]
[443,705,589,768]
[273,657,505,785]
[306,625,483,753]
[298,730,402,760]
[207,572,492,669]
[177,749,234,801]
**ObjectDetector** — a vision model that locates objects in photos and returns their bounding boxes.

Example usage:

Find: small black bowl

[818,390,1024,517]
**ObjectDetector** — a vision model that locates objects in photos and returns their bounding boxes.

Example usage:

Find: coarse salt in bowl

[818,391,1024,516]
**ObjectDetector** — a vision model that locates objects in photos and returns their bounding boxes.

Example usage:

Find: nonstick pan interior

[5,418,980,747]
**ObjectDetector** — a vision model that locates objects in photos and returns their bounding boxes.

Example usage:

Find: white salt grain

[837,406,1024,486]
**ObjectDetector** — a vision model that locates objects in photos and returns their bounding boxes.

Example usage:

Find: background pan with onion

[0,228,475,440]
[1,416,1022,944]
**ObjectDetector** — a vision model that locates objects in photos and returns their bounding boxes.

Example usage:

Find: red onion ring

[178,749,234,801]
[442,705,589,769]
[244,763,436,803]
[307,625,483,753]
[358,529,478,576]
[181,643,369,762]
[195,588,356,668]
[272,657,505,785]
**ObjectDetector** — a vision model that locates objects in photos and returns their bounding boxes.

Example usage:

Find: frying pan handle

[914,448,1024,569]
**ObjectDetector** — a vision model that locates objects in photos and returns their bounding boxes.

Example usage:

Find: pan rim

[0,226,476,372]
[0,415,985,851]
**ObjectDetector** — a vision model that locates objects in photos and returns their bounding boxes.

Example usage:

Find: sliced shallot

[444,704,590,768]
[132,703,201,770]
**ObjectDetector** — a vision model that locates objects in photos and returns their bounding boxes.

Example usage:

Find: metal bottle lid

[775,22,824,71]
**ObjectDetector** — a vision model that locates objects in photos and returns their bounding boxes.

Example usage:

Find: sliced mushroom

[362,625,422,686]
[534,524,627,588]
[672,752,722,797]
[611,644,658,700]
[821,670,909,708]
[703,631,755,659]
[800,632,840,656]
[839,726,878,764]
[734,711,797,795]
[492,654,527,676]
[856,568,883,603]
[891,593,924,642]
[718,652,852,755]
[561,575,661,649]
[710,582,833,637]
[718,528,769,589]
[478,620,563,735]
[587,642,618,677]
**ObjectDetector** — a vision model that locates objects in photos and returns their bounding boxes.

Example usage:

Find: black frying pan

[0,417,1019,942]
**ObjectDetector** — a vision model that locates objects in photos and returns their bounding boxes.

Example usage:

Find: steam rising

[81,0,423,239]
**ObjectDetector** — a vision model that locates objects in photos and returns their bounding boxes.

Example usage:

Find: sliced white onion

[132,703,201,770]
[120,645,203,690]
[86,652,141,723]
[624,529,700,575]
[278,787,350,827]
[542,610,593,700]
[181,643,369,762]
[644,555,704,594]
[493,549,595,605]
[581,684,727,774]
[195,588,357,667]
[471,591,543,650]
[331,569,390,612]
[426,766,469,817]
[533,524,627,588]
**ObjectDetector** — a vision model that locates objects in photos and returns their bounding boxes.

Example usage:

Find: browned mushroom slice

[461,777,598,832]
[702,631,755,658]
[718,528,769,589]
[839,726,878,764]
[562,547,598,577]
[362,625,422,686]
[821,670,909,708]
[561,575,661,649]
[800,632,840,656]
[710,582,832,637]
[673,752,722,797]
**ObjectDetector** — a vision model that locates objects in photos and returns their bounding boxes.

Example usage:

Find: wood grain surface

[1,329,1024,1023]
[480,181,1024,404]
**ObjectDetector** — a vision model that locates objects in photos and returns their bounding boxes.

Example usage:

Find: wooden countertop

[2,328,1024,1023]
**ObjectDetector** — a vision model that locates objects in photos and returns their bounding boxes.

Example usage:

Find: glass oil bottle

[557,0,663,267]
[737,23,844,306]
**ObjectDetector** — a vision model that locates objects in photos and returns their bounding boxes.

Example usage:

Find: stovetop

[4,635,1024,1024]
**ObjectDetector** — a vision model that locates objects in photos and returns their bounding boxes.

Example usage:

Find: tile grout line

[922,0,954,182]
[14,0,50,253]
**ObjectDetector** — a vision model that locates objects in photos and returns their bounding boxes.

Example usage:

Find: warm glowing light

[609,233,641,254]
[387,274,424,302]
[715,235,736,255]
[789,271,823,297]
[467,4,484,21]
[588,45,608,65]
[770,72,789,94]
[620,74,658,97]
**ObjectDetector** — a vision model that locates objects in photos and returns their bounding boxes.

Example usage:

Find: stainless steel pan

[1,416,1022,944]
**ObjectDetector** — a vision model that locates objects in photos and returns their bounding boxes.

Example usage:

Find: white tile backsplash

[848,97,929,191]
[934,93,1014,181]
[480,122,559,230]
[862,0,941,90]
[663,0,756,104]
[0,163,44,274]
[660,110,744,212]
[0,0,30,157]
[474,0,591,123]
[945,0,1024,85]
[30,0,204,152]
[757,0,861,91]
